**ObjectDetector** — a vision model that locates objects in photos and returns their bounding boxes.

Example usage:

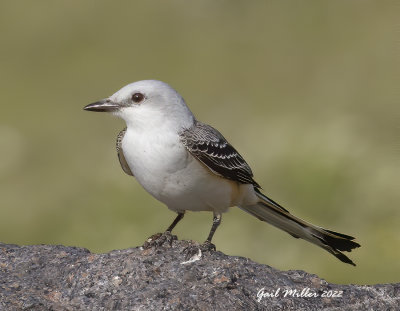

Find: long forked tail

[239,189,360,266]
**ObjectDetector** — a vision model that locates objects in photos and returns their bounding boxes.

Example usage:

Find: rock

[0,240,398,310]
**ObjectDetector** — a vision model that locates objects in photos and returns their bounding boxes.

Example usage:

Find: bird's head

[84,80,194,131]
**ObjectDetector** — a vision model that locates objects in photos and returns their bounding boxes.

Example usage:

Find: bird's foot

[183,240,216,261]
[142,231,177,249]
[200,240,216,252]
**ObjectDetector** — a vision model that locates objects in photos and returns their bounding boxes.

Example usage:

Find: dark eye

[131,92,144,103]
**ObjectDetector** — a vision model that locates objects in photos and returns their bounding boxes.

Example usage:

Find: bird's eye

[131,92,144,103]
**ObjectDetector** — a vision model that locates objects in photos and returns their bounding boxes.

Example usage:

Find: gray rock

[0,239,398,310]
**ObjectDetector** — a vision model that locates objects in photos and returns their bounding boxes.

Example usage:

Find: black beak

[83,99,120,112]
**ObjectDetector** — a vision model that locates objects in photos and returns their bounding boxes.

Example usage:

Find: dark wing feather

[116,128,134,176]
[180,121,260,188]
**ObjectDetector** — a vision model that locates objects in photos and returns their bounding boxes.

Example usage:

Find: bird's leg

[143,212,185,249]
[166,212,185,232]
[202,213,221,251]
[183,213,221,259]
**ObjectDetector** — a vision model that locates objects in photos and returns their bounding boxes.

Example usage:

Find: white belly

[122,128,256,212]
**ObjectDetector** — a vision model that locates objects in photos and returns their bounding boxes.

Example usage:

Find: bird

[84,80,360,265]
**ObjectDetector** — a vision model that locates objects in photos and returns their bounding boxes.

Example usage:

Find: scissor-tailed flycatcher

[84,80,360,265]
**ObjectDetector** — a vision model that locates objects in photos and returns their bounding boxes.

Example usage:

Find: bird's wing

[180,121,260,188]
[116,128,134,176]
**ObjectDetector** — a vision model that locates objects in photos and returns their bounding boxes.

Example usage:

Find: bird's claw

[142,231,177,249]
[183,241,216,260]
[201,240,216,252]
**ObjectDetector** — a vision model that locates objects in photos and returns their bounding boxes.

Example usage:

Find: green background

[0,1,398,285]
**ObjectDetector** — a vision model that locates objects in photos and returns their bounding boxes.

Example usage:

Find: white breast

[122,127,187,196]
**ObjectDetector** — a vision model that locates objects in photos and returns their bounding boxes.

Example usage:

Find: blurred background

[0,1,398,285]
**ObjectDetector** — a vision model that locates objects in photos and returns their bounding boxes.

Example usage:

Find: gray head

[84,80,195,131]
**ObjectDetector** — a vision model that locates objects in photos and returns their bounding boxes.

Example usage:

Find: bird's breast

[121,128,190,197]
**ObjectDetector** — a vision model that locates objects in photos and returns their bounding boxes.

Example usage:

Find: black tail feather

[323,228,357,240]
[312,234,358,266]
[320,230,361,252]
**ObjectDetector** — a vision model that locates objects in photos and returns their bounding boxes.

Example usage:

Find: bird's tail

[239,189,360,266]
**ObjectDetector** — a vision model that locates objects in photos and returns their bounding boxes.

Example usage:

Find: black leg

[206,213,221,243]
[166,212,185,233]
[183,213,221,259]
